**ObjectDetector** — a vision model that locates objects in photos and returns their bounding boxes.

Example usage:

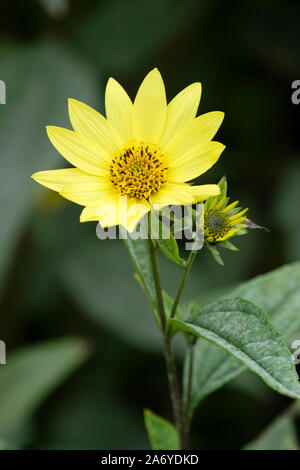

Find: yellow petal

[120,197,150,233]
[95,194,148,230]
[133,68,167,143]
[167,141,225,183]
[223,200,239,214]
[230,217,246,226]
[31,168,104,192]
[229,208,248,221]
[207,197,218,210]
[159,82,202,149]
[150,183,196,207]
[219,227,241,241]
[105,78,133,144]
[189,184,220,202]
[165,111,224,164]
[68,99,123,153]
[60,181,115,206]
[214,195,227,210]
[96,194,120,228]
[80,206,100,222]
[46,126,110,176]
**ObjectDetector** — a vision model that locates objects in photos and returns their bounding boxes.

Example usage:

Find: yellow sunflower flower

[32,68,225,232]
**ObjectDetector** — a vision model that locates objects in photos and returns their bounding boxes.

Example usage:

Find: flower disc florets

[204,209,231,242]
[110,142,167,199]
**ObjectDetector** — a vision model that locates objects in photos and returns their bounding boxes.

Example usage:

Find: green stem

[147,212,186,448]
[147,213,166,331]
[163,336,187,449]
[165,248,197,447]
[169,250,197,320]
[184,339,195,431]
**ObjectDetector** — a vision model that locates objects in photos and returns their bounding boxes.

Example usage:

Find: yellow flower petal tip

[149,67,159,74]
[45,125,58,137]
[33,70,225,231]
[31,171,48,185]
[68,97,85,110]
[192,82,202,95]
[68,98,76,109]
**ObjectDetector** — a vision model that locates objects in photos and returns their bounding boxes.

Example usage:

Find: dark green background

[0,0,299,449]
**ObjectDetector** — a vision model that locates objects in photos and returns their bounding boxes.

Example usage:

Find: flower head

[32,69,225,232]
[204,177,248,244]
[204,197,248,244]
[203,177,266,265]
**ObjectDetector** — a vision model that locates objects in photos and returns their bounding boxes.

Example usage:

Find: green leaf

[124,237,158,316]
[0,337,88,445]
[0,438,11,450]
[185,262,300,411]
[144,409,180,450]
[154,219,185,267]
[175,298,300,400]
[227,369,272,402]
[230,262,300,337]
[183,339,245,415]
[244,416,298,450]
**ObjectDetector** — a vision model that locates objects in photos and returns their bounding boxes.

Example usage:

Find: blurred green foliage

[0,0,299,449]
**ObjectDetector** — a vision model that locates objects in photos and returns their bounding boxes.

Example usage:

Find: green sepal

[219,240,239,251]
[245,218,269,232]
[218,175,227,197]
[235,228,248,236]
[205,176,228,212]
[206,244,225,265]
